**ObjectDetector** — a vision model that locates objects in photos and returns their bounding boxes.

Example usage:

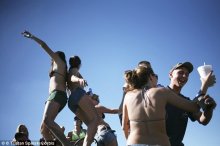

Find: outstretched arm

[158,88,200,113]
[95,105,119,114]
[22,31,58,61]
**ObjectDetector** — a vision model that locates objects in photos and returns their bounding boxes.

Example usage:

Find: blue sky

[0,0,219,146]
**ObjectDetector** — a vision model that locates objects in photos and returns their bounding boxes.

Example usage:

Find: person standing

[22,31,71,146]
[166,62,217,146]
[122,66,203,146]
[67,56,98,146]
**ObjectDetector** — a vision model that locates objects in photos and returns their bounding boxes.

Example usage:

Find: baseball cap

[170,62,193,73]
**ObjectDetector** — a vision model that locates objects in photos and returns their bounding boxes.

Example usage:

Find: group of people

[18,31,217,146]
[119,61,216,146]
[19,31,119,146]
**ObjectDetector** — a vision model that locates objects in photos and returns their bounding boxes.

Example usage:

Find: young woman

[67,56,98,146]
[122,66,210,146]
[22,31,71,146]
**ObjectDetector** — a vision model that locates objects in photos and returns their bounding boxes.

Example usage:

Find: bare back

[123,87,198,145]
[123,89,170,146]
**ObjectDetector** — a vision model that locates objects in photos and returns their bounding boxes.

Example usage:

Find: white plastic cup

[197,64,212,78]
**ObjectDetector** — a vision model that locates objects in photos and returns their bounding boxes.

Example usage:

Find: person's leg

[77,95,98,146]
[41,100,71,146]
[40,101,55,141]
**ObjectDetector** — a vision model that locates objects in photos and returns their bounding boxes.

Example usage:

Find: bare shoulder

[53,54,66,65]
[146,87,169,101]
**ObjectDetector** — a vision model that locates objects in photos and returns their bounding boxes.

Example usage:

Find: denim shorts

[68,87,86,113]
[95,127,117,146]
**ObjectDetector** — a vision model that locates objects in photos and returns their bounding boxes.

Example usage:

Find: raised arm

[22,31,59,61]
[199,71,216,95]
[193,71,217,125]
[155,88,200,113]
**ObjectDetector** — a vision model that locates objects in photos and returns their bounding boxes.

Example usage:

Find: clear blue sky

[0,0,219,146]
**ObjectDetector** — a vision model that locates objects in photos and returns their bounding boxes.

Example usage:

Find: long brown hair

[124,66,154,90]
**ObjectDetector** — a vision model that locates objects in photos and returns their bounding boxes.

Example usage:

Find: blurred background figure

[12,124,33,146]
[67,116,87,146]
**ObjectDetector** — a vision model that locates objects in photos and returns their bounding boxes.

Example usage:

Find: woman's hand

[21,30,33,38]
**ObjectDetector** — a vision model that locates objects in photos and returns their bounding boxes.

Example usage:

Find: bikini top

[49,71,66,80]
[71,130,86,141]
[130,89,164,123]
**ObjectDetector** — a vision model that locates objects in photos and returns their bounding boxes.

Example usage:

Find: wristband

[195,90,205,98]
[193,94,207,111]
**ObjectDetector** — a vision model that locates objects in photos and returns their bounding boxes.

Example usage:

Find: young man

[166,62,217,146]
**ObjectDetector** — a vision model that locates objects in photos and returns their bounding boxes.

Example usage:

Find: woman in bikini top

[122,66,200,146]
[22,31,70,146]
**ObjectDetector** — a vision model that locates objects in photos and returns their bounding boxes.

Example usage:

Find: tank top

[71,130,86,141]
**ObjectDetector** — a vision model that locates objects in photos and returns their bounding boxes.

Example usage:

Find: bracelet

[195,90,205,98]
[193,94,207,111]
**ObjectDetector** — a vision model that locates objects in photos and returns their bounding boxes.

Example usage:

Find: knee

[42,116,53,129]
[40,123,48,135]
